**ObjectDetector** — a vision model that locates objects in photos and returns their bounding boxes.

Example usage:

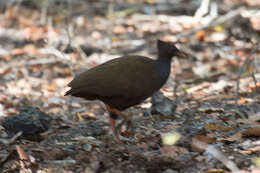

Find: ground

[0,0,260,172]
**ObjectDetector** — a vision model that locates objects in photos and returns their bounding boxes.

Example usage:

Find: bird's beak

[175,51,187,58]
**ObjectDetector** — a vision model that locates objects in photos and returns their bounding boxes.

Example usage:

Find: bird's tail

[64,89,72,96]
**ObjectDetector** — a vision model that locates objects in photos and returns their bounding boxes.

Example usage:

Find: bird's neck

[157,54,172,67]
[155,55,172,79]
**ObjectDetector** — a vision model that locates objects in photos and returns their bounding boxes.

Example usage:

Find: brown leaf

[0,93,7,102]
[239,146,260,154]
[0,68,11,75]
[218,132,242,142]
[24,44,38,54]
[43,84,57,91]
[5,5,17,19]
[243,127,260,137]
[204,122,233,132]
[191,135,215,152]
[245,0,260,6]
[24,26,45,41]
[113,25,126,34]
[16,145,29,161]
[237,112,260,125]
[196,30,206,41]
[249,112,260,122]
[161,145,188,158]
[11,48,26,56]
[248,82,260,90]
[0,55,11,60]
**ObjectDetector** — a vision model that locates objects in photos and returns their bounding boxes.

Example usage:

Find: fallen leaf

[113,25,126,34]
[253,157,260,167]
[218,132,242,142]
[236,118,260,125]
[249,112,260,122]
[238,97,254,104]
[243,127,260,137]
[205,122,233,131]
[0,55,11,60]
[245,0,260,6]
[248,82,260,90]
[162,132,181,145]
[240,146,260,154]
[161,145,188,158]
[198,107,224,114]
[0,68,11,75]
[43,84,57,91]
[11,48,26,56]
[24,44,38,54]
[196,30,206,41]
[191,135,215,152]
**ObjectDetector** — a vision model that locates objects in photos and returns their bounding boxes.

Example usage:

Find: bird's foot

[116,134,136,144]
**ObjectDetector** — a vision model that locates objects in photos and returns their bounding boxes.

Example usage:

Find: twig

[251,54,258,95]
[16,145,29,161]
[40,0,48,25]
[66,0,73,45]
[236,41,259,101]
[193,139,241,172]
[16,145,37,172]
[176,7,245,39]
[0,131,23,145]
[251,39,260,93]
[194,0,210,18]
[236,58,247,101]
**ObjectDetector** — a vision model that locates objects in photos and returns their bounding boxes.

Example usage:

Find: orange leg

[105,105,134,142]
[109,117,121,142]
[105,105,122,115]
[106,105,122,142]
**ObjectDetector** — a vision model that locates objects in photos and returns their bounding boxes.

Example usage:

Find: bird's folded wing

[67,56,157,98]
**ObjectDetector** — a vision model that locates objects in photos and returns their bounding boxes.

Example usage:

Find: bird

[65,40,186,142]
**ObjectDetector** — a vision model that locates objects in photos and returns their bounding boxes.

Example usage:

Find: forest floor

[0,0,260,172]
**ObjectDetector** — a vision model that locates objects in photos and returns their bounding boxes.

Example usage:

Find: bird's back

[65,55,169,110]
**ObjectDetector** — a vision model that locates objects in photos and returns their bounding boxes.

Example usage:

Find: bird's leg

[106,105,136,142]
[108,116,121,142]
[117,112,133,136]
[117,115,128,133]
[105,105,122,142]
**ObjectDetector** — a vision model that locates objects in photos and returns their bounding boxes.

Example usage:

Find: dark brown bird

[65,40,186,141]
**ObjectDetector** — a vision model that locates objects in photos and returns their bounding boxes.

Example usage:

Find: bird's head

[157,40,186,59]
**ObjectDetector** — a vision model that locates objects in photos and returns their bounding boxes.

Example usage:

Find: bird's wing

[67,56,157,98]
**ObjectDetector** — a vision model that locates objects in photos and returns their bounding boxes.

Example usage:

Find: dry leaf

[191,135,215,152]
[11,48,26,56]
[243,127,260,137]
[43,84,57,91]
[245,0,260,6]
[236,118,260,125]
[249,112,260,121]
[238,97,254,104]
[113,25,126,34]
[0,55,11,60]
[161,145,188,158]
[250,16,260,31]
[196,30,206,41]
[198,107,224,114]
[240,146,260,154]
[162,132,181,145]
[0,68,11,75]
[248,83,260,90]
[24,44,38,54]
[5,5,17,19]
[205,122,233,131]
[218,132,242,142]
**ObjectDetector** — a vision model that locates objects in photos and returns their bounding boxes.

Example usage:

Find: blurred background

[0,1,260,172]
[0,0,259,115]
